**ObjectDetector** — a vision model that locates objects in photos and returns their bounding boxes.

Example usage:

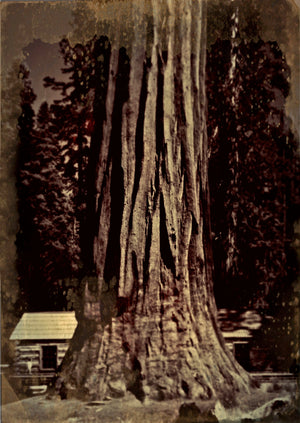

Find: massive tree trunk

[60,0,252,402]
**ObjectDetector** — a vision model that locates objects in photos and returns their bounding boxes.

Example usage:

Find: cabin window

[41,345,57,370]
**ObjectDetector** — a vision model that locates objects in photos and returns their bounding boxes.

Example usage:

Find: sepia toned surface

[1,0,300,421]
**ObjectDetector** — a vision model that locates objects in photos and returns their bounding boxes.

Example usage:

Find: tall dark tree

[44,36,112,279]
[16,35,113,312]
[16,65,38,311]
[207,37,298,309]
[17,70,80,311]
[58,0,253,402]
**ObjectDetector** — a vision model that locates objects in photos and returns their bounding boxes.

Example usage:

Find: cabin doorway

[41,345,57,370]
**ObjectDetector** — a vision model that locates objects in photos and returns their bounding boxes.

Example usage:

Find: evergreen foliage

[16,67,80,311]
[207,38,299,310]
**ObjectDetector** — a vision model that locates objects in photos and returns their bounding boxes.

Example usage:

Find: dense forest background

[1,0,299,372]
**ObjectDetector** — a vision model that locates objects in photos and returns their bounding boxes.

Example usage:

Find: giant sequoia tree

[59,0,252,402]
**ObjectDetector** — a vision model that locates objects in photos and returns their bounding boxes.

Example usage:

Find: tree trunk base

[59,311,253,404]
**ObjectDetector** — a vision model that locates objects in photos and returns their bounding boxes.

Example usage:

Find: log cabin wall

[13,341,69,375]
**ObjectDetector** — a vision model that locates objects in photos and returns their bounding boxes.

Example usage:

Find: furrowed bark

[59,0,253,403]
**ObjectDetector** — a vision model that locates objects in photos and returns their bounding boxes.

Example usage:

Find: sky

[22,39,68,110]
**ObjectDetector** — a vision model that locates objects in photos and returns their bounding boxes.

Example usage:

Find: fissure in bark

[59,0,253,403]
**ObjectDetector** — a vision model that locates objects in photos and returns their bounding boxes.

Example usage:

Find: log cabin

[9,311,77,392]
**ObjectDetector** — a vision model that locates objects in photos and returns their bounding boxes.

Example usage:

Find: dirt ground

[1,375,299,423]
[2,391,182,423]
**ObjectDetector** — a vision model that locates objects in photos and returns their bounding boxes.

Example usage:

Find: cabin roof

[9,312,78,341]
